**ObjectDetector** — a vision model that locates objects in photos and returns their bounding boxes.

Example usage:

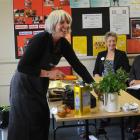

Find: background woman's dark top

[8,31,93,140]
[93,49,130,76]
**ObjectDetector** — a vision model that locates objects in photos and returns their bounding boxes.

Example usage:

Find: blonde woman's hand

[40,69,65,80]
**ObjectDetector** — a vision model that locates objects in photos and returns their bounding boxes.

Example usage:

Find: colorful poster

[119,0,130,6]
[14,0,44,25]
[17,34,33,57]
[70,0,90,8]
[92,36,106,56]
[116,35,127,52]
[44,0,55,6]
[13,0,71,58]
[110,0,140,18]
[73,36,87,56]
[90,0,110,7]
[13,0,45,58]
[127,39,140,54]
[43,0,71,16]
[59,0,70,6]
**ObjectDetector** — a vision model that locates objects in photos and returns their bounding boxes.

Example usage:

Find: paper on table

[127,84,140,90]
[49,80,68,89]
[89,135,98,140]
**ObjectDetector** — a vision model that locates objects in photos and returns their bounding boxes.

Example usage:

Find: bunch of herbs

[93,68,128,94]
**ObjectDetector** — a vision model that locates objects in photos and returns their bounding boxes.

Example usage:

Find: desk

[50,90,140,140]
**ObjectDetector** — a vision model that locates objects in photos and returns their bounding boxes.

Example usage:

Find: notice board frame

[71,7,110,56]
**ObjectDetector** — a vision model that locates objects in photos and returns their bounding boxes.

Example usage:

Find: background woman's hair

[44,10,72,34]
[104,31,118,41]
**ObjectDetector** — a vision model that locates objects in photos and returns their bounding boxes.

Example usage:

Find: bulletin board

[13,0,71,59]
[13,0,140,58]
[71,7,110,56]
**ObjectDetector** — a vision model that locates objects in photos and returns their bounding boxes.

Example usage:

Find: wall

[0,0,15,105]
[0,0,137,106]
[0,0,15,61]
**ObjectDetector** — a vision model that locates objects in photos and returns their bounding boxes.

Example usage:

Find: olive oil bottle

[74,82,91,116]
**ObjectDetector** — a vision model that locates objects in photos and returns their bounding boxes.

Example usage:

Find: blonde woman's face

[54,18,70,38]
[105,36,117,51]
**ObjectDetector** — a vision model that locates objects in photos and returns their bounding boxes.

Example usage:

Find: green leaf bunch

[93,68,128,94]
[0,105,10,112]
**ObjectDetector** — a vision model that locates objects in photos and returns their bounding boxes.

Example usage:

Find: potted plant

[93,68,128,112]
[0,105,10,129]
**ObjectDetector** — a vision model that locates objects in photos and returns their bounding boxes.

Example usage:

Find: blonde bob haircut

[45,10,72,34]
[104,31,118,42]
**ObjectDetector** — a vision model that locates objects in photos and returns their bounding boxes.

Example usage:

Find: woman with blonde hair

[8,10,93,140]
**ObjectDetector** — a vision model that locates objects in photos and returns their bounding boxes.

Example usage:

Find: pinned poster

[13,0,71,58]
[110,0,129,6]
[90,0,110,7]
[116,35,127,52]
[129,0,140,18]
[72,36,87,56]
[110,6,129,34]
[92,36,106,56]
[17,35,33,57]
[127,39,140,54]
[70,0,90,8]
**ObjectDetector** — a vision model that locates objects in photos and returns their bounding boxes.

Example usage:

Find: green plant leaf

[93,68,128,94]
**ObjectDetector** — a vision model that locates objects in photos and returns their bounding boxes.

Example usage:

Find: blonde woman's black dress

[8,31,93,140]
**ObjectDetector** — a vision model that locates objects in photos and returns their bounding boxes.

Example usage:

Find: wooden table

[49,90,140,140]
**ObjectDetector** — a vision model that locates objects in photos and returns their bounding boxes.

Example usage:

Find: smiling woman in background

[8,10,93,140]
[93,31,130,78]
[93,31,130,127]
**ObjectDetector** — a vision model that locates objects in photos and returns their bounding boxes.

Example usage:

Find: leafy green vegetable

[93,68,128,94]
[0,105,10,112]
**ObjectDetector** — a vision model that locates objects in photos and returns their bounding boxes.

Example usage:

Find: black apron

[8,71,50,140]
